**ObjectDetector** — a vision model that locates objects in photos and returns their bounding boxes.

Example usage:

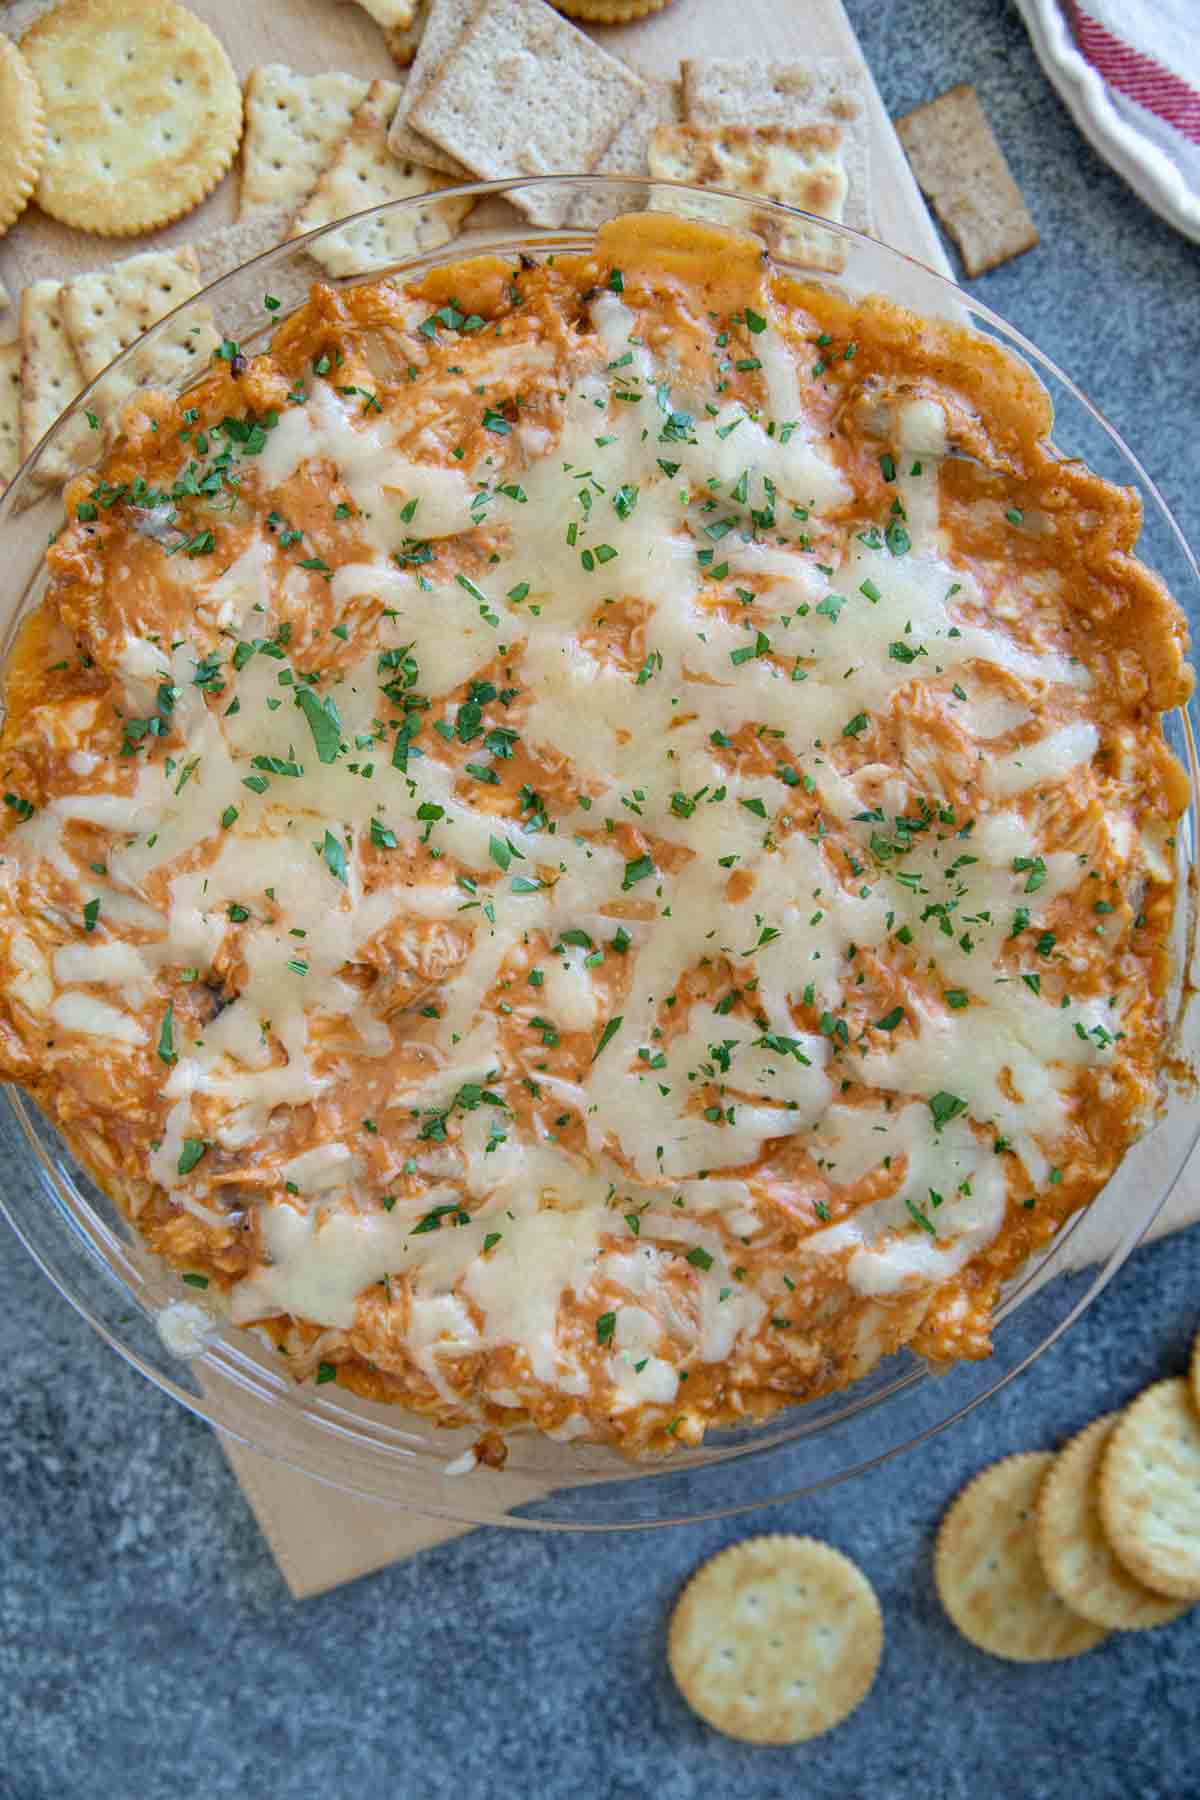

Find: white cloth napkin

[1018,0,1200,238]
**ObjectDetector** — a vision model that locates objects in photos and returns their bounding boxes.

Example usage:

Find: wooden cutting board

[0,0,951,301]
[3,0,1193,1598]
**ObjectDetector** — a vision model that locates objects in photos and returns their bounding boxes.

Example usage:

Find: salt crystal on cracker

[410,0,650,227]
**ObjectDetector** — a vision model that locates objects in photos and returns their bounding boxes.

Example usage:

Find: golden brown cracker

[20,0,242,236]
[681,56,870,235]
[895,84,1038,277]
[649,122,848,271]
[1099,1378,1200,1600]
[550,0,674,16]
[935,1453,1109,1661]
[289,78,474,278]
[410,0,650,227]
[0,35,44,236]
[1037,1414,1192,1631]
[668,1535,882,1745]
[239,66,369,219]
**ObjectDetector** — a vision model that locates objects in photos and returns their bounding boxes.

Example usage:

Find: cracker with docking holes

[0,35,44,237]
[935,1453,1109,1661]
[0,343,21,490]
[668,1535,882,1745]
[895,84,1038,276]
[566,77,682,230]
[410,0,650,226]
[1036,1414,1193,1631]
[649,122,849,271]
[289,79,476,278]
[18,279,94,482]
[20,0,242,236]
[681,56,870,234]
[386,0,478,176]
[1099,1379,1200,1601]
[240,66,370,219]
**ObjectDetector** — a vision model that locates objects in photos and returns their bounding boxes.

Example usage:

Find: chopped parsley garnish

[177,1138,208,1176]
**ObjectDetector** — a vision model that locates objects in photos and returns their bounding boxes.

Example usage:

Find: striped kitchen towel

[1018,0,1200,239]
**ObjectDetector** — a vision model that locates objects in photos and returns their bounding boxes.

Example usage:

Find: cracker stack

[934,1327,1200,1660]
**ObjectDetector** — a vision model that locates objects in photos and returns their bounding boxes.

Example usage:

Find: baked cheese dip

[0,215,1190,1458]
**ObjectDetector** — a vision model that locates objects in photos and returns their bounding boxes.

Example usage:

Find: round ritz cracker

[935,1453,1109,1661]
[1099,1378,1200,1601]
[1036,1414,1192,1631]
[0,35,45,237]
[667,1535,882,1746]
[20,0,243,236]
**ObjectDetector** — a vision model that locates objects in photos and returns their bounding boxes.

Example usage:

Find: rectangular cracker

[61,247,206,382]
[61,250,220,442]
[410,0,649,228]
[289,78,476,278]
[895,85,1038,276]
[386,0,479,177]
[240,66,371,219]
[682,57,871,235]
[18,280,94,483]
[649,123,849,272]
[566,77,682,230]
[0,343,21,491]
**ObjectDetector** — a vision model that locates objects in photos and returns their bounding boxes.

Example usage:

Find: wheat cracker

[289,79,475,278]
[935,1453,1108,1661]
[0,35,44,236]
[1036,1414,1192,1631]
[667,1535,881,1745]
[240,66,370,219]
[566,77,681,230]
[1099,1378,1200,1601]
[649,122,848,272]
[0,342,21,490]
[682,56,871,235]
[411,0,649,227]
[20,0,242,236]
[895,84,1038,276]
[386,0,478,176]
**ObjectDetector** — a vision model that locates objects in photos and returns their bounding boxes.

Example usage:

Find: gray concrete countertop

[2,3,1199,1795]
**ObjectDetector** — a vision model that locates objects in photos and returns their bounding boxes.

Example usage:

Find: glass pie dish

[1,175,1197,1530]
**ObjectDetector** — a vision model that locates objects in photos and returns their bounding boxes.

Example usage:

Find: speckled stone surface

[3,3,1200,1796]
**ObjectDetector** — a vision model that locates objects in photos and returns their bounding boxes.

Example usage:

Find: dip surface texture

[0,216,1190,1454]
